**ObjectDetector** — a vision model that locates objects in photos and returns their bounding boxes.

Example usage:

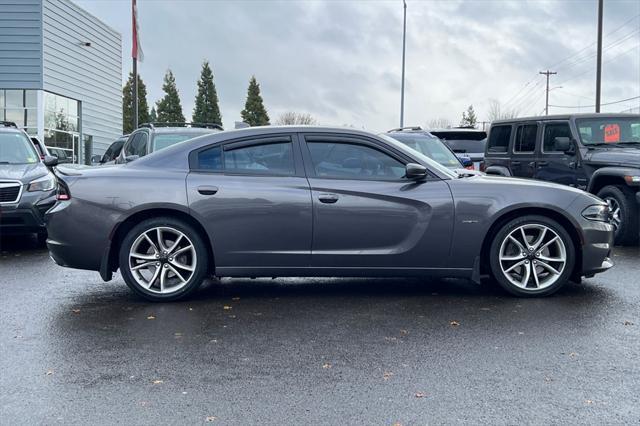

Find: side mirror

[460,157,474,169]
[125,155,139,163]
[405,163,428,180]
[43,155,58,167]
[90,154,102,164]
[554,137,573,153]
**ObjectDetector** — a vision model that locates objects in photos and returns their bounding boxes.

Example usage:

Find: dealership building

[0,0,122,163]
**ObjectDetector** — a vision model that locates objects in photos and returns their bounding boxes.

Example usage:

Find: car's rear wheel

[596,185,639,246]
[489,215,575,297]
[119,217,208,302]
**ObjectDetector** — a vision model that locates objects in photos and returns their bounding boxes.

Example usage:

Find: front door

[187,134,312,270]
[301,134,454,270]
[510,123,538,178]
[536,121,578,187]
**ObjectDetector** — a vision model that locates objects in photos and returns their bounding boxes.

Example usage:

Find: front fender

[587,166,640,192]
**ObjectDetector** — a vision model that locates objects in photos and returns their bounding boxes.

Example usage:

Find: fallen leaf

[232,297,240,301]
[205,416,217,422]
[174,333,183,338]
[544,377,553,382]
[518,332,524,335]
[46,370,54,376]
[322,363,332,369]
[449,320,460,327]
[152,380,163,385]
[415,392,426,398]
[147,315,155,320]
[400,329,409,335]
[569,352,577,358]
[383,371,394,380]
[71,309,81,314]
[586,399,594,405]
[624,320,633,326]
[223,306,232,310]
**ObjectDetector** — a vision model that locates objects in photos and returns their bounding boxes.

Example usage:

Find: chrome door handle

[197,185,219,195]
[318,193,339,204]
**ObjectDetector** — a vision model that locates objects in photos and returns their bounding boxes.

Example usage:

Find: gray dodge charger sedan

[45,126,614,301]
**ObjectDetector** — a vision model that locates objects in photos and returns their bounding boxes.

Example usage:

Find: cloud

[75,0,640,130]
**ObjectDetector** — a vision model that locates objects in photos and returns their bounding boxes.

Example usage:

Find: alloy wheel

[498,224,567,291]
[128,226,197,294]
[604,197,622,231]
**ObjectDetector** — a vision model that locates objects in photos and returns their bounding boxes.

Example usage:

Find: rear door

[300,133,454,270]
[510,123,538,178]
[187,134,312,270]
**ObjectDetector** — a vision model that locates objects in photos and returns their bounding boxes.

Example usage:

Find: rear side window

[103,140,124,162]
[196,141,295,175]
[487,126,512,153]
[514,124,537,153]
[125,133,148,157]
[543,122,572,152]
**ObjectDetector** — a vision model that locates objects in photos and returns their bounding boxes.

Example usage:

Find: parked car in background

[46,147,74,164]
[1,121,58,243]
[429,127,487,171]
[484,113,640,245]
[29,137,49,160]
[46,126,613,302]
[115,122,223,164]
[385,127,475,171]
[94,134,128,165]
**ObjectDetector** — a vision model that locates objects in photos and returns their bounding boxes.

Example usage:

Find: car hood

[583,146,640,168]
[0,162,48,183]
[461,174,590,197]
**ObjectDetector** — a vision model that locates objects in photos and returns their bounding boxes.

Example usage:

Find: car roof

[492,112,640,125]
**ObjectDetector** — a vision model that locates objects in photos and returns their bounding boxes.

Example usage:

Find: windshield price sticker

[604,124,620,143]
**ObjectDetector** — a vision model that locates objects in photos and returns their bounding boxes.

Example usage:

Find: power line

[548,95,640,108]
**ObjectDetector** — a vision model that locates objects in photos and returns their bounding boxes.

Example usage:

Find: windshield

[378,134,457,178]
[386,133,462,169]
[576,117,640,145]
[152,133,208,152]
[0,132,39,164]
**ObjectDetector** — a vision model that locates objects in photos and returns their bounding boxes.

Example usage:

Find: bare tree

[276,112,317,125]
[426,117,452,129]
[487,99,519,122]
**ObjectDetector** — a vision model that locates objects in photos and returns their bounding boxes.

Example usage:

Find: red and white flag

[132,0,144,61]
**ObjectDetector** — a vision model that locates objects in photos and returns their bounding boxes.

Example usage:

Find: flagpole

[132,0,138,129]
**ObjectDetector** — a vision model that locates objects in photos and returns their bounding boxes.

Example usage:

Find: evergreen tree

[192,61,222,125]
[156,70,185,123]
[460,105,477,127]
[122,72,150,133]
[240,76,270,126]
[149,106,157,122]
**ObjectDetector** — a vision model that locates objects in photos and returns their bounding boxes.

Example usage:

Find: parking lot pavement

[0,235,638,425]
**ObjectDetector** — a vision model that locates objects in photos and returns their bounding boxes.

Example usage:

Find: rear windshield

[0,132,39,164]
[576,117,640,145]
[152,132,209,152]
[443,139,487,153]
[386,133,462,169]
[429,131,487,141]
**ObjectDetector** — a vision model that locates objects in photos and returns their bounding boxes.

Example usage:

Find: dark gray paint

[45,126,613,281]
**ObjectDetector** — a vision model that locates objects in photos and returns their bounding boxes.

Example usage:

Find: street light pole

[595,0,603,113]
[400,0,407,127]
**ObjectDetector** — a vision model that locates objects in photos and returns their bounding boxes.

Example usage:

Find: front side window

[487,125,512,153]
[514,124,537,153]
[576,117,640,145]
[307,141,405,179]
[225,142,294,175]
[543,122,572,152]
[103,140,125,162]
[0,132,39,164]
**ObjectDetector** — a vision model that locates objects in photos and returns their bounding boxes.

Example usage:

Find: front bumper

[580,219,615,277]
[0,192,56,235]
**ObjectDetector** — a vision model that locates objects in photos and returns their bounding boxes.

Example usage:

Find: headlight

[582,204,609,222]
[27,173,56,192]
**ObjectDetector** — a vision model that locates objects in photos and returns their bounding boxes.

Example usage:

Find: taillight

[56,180,71,200]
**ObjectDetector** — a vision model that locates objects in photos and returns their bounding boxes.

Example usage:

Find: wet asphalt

[0,235,639,425]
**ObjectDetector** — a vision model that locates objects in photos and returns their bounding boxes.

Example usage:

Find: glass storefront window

[43,92,81,164]
[5,90,23,107]
[25,90,37,108]
[0,90,4,108]
[5,109,24,125]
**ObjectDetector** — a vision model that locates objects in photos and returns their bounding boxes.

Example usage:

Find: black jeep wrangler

[484,113,640,245]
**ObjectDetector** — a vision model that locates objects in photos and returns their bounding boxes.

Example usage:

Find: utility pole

[595,0,603,112]
[400,0,407,127]
[539,70,557,115]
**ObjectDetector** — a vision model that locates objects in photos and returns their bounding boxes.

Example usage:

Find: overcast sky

[75,0,640,131]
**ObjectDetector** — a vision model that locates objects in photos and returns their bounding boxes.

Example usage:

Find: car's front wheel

[489,215,575,297]
[119,217,209,301]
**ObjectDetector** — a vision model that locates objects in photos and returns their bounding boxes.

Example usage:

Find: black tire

[36,232,48,247]
[596,185,639,246]
[118,216,209,302]
[489,215,576,297]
